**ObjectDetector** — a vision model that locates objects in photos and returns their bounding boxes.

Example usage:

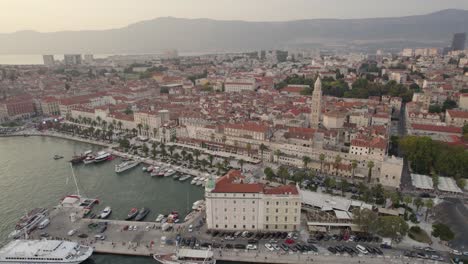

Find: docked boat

[134,207,150,221]
[164,169,176,177]
[192,200,204,211]
[126,208,139,220]
[190,177,199,185]
[82,155,95,164]
[93,151,111,163]
[179,175,191,182]
[155,214,165,223]
[196,179,204,186]
[150,167,161,177]
[98,206,111,219]
[9,208,48,239]
[173,173,181,179]
[153,248,216,264]
[115,160,141,173]
[0,239,93,264]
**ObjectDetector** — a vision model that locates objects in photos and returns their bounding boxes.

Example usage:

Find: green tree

[238,159,245,171]
[352,208,379,234]
[340,179,350,196]
[414,197,424,212]
[432,223,454,241]
[425,199,434,221]
[208,154,214,167]
[351,160,358,182]
[193,149,201,162]
[264,167,275,181]
[367,161,375,183]
[137,123,143,135]
[375,216,409,239]
[403,195,413,206]
[259,143,268,162]
[319,154,325,174]
[302,156,311,168]
[168,145,176,157]
[277,166,290,184]
[274,150,282,163]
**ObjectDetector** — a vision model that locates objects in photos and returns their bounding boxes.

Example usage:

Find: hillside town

[1,37,468,263]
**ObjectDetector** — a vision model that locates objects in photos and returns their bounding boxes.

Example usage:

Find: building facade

[205,170,301,231]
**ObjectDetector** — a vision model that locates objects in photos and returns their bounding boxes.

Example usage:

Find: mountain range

[0,9,467,54]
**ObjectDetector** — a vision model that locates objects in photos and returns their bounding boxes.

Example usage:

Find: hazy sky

[1,0,468,33]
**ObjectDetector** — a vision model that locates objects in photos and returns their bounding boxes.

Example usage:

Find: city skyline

[0,0,468,33]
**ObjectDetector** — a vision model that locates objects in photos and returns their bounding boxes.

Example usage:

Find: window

[285,216,288,221]
[243,225,246,228]
[286,202,288,206]
[266,224,269,229]
[243,194,245,197]
[224,208,227,212]
[216,224,218,228]
[275,216,278,222]
[266,216,269,221]
[275,209,278,213]
[285,209,288,213]
[252,225,255,228]
[284,225,287,229]
[275,225,278,229]
[243,216,246,220]
[233,200,236,204]
[294,217,297,222]
[276,201,279,206]
[243,208,245,212]
[252,201,255,204]
[225,225,227,228]
[234,225,237,228]
[266,201,269,205]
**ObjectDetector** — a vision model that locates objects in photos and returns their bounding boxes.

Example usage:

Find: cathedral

[310,77,322,128]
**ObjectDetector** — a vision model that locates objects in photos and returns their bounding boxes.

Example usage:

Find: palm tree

[173,153,181,161]
[425,199,434,221]
[96,116,102,126]
[239,159,245,171]
[246,143,252,156]
[106,130,113,140]
[152,127,158,138]
[181,149,187,159]
[334,155,342,175]
[168,145,176,157]
[319,153,325,174]
[259,143,267,162]
[131,128,138,136]
[274,150,282,163]
[302,156,311,168]
[223,158,229,169]
[144,124,150,136]
[351,160,358,182]
[216,162,224,175]
[208,154,214,167]
[101,120,107,130]
[200,159,209,170]
[91,120,97,127]
[117,121,123,131]
[137,123,143,135]
[367,161,375,183]
[193,149,201,162]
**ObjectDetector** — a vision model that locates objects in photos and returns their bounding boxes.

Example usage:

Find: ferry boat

[0,239,93,264]
[164,169,176,177]
[98,206,111,219]
[93,151,111,163]
[153,248,216,264]
[8,208,48,238]
[179,175,191,182]
[135,207,150,221]
[126,208,139,220]
[115,160,141,173]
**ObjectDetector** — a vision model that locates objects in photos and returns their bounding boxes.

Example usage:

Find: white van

[38,218,50,229]
[356,244,369,254]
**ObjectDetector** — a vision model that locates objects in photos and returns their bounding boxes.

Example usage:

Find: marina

[0,136,205,264]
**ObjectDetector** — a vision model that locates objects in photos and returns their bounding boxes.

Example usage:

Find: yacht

[150,167,161,177]
[190,177,199,185]
[82,155,95,165]
[115,160,141,173]
[134,208,150,221]
[93,151,111,163]
[0,240,93,264]
[173,173,181,179]
[196,179,204,186]
[153,248,216,264]
[155,214,165,223]
[69,150,92,165]
[164,169,176,177]
[179,175,191,182]
[126,208,139,220]
[98,206,111,219]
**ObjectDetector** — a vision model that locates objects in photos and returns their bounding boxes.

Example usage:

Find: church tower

[310,77,322,128]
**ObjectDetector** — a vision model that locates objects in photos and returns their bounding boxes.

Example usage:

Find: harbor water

[0,136,217,264]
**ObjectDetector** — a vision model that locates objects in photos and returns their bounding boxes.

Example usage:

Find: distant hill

[0,9,467,54]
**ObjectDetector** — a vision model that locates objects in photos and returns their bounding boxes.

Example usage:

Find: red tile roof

[447,110,468,119]
[212,170,298,195]
[411,124,462,134]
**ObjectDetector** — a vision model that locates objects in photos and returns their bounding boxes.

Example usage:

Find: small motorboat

[53,154,64,160]
[99,206,112,219]
[134,207,150,221]
[126,208,139,220]
[155,214,165,222]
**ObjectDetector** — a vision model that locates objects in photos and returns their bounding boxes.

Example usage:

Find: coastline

[0,130,113,148]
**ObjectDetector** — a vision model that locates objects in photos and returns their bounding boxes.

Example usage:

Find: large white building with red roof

[205,170,301,231]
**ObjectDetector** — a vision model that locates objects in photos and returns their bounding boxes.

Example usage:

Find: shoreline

[0,131,113,148]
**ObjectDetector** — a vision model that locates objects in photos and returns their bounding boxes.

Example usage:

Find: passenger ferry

[0,240,93,264]
[115,160,141,173]
[153,248,216,264]
[93,151,111,163]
